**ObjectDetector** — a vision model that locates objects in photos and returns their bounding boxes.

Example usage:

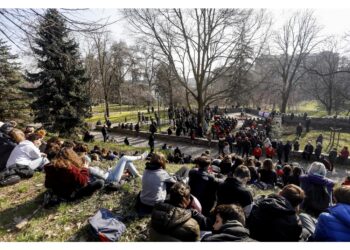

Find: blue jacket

[313,203,350,241]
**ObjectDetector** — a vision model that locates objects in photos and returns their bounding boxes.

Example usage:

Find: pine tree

[0,39,26,121]
[26,9,90,136]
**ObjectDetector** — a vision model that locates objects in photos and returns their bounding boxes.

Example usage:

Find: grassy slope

[281,126,350,152]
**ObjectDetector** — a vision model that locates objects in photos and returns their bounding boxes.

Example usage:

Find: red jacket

[265,146,275,158]
[253,147,262,158]
[44,163,89,199]
[340,149,349,159]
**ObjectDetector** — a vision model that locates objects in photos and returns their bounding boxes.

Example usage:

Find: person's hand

[41,153,47,157]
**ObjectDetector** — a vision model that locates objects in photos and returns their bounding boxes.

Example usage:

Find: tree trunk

[104,94,110,117]
[168,80,174,110]
[197,97,204,128]
[280,96,288,113]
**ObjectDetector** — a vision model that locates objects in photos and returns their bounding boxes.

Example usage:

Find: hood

[151,202,192,231]
[219,220,250,236]
[145,162,162,170]
[329,203,350,227]
[300,174,334,188]
[256,194,296,216]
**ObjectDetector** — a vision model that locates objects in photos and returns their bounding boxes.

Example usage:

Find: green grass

[281,126,350,152]
[287,100,349,117]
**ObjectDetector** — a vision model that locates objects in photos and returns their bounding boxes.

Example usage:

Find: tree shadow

[0,192,58,231]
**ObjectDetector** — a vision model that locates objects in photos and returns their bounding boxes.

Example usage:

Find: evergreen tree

[0,39,26,121]
[27,9,90,136]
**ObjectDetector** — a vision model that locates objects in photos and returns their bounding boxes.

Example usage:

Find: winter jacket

[44,163,89,199]
[299,174,334,217]
[253,147,262,158]
[188,169,219,216]
[217,177,253,212]
[313,203,350,241]
[140,163,176,206]
[258,169,277,186]
[150,202,200,241]
[201,220,255,242]
[247,194,302,241]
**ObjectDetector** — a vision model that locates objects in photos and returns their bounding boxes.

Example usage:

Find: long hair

[51,147,83,169]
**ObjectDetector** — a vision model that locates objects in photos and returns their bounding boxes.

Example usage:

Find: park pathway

[91,112,350,183]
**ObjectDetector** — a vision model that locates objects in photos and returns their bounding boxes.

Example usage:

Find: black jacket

[201,220,255,242]
[150,202,200,241]
[188,169,219,216]
[217,177,253,209]
[247,194,302,242]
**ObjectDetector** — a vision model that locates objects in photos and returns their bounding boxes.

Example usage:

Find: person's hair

[46,143,61,160]
[101,148,108,156]
[47,136,61,146]
[26,133,42,142]
[262,158,274,171]
[194,156,211,169]
[245,158,255,167]
[8,128,25,143]
[255,161,262,168]
[292,166,302,177]
[282,165,292,176]
[334,186,350,205]
[234,165,251,179]
[52,147,83,169]
[150,153,167,169]
[280,184,305,208]
[62,140,75,149]
[74,143,89,153]
[36,129,46,138]
[232,156,244,169]
[213,204,246,226]
[24,126,35,134]
[169,182,191,207]
[345,146,348,150]
[91,153,100,161]
[307,161,327,177]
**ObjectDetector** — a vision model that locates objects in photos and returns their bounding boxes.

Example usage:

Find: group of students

[2,120,350,241]
[135,150,350,241]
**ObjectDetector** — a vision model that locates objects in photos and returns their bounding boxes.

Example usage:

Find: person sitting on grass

[150,182,210,242]
[247,184,305,242]
[257,158,277,188]
[44,147,104,201]
[313,186,350,241]
[6,133,49,171]
[299,162,335,218]
[201,204,255,242]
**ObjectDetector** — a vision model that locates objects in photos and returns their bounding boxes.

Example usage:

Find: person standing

[276,140,284,164]
[148,133,155,153]
[296,123,303,138]
[101,125,108,142]
[284,141,292,163]
[302,141,314,161]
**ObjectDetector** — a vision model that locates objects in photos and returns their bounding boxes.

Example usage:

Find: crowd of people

[1,118,350,242]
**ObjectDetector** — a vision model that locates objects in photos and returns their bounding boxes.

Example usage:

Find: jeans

[89,155,141,184]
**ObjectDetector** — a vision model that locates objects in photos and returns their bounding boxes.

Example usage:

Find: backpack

[0,135,16,172]
[88,208,126,242]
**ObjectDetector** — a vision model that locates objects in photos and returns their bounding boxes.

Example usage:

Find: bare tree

[0,8,117,49]
[123,8,271,126]
[273,10,322,113]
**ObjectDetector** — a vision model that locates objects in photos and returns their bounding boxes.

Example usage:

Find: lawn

[281,126,350,152]
[287,100,349,118]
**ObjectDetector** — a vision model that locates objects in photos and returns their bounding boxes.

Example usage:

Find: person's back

[247,185,304,241]
[217,166,253,217]
[188,168,217,216]
[299,162,334,217]
[313,186,350,241]
[6,137,41,168]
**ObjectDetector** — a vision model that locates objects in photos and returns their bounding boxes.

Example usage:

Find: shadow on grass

[0,192,58,231]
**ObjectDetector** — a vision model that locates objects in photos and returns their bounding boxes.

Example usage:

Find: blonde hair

[150,153,167,169]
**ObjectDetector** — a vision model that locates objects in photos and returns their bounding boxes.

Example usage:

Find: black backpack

[0,134,16,172]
